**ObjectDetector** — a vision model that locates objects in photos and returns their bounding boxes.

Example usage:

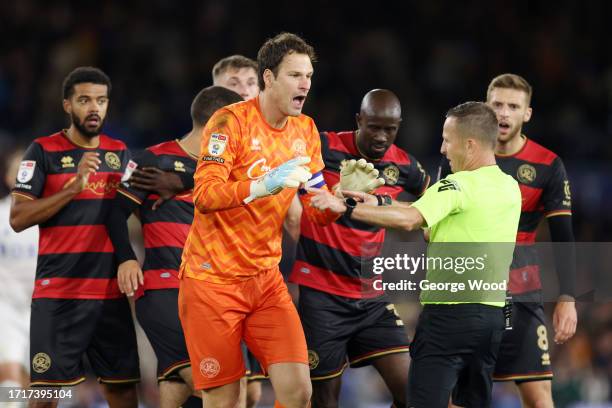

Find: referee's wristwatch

[375,194,392,206]
[344,197,358,219]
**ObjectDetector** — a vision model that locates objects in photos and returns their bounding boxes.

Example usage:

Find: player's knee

[280,381,312,408]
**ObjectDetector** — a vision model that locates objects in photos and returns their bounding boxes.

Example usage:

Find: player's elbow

[397,217,419,232]
[9,211,28,232]
[396,209,423,232]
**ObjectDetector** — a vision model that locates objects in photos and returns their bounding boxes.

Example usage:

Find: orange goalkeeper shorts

[178,267,308,390]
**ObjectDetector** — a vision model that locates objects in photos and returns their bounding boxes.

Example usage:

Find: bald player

[288,89,430,408]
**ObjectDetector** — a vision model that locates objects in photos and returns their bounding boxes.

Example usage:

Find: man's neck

[496,133,526,156]
[65,127,99,148]
[259,92,288,129]
[463,152,497,172]
[179,128,202,159]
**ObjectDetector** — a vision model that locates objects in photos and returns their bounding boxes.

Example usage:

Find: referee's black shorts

[407,303,504,408]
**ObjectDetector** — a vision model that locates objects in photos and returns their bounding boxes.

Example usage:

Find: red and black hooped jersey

[438,137,572,295]
[289,131,430,298]
[117,140,196,297]
[11,131,130,299]
[497,138,572,295]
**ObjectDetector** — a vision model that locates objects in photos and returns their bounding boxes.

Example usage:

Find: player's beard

[72,112,104,138]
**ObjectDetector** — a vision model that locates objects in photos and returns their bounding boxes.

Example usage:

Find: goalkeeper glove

[337,158,385,194]
[245,156,312,203]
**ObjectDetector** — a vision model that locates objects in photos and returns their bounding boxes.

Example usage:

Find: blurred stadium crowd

[0,1,611,407]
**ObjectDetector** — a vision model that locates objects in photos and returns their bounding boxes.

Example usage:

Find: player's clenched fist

[246,156,312,202]
[338,158,385,194]
[65,152,101,193]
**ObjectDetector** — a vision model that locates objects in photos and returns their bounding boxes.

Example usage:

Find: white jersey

[0,195,37,309]
[0,194,38,366]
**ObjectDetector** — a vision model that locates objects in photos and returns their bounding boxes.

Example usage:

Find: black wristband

[375,194,392,206]
[344,197,357,219]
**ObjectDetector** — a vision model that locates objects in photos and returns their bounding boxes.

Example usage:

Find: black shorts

[493,301,553,382]
[407,304,504,408]
[136,289,190,381]
[30,298,140,386]
[298,286,409,381]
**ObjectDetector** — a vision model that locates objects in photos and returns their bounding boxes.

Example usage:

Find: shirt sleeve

[117,149,158,205]
[12,141,46,199]
[542,157,572,217]
[192,109,252,212]
[403,154,430,197]
[411,176,463,228]
[296,120,340,225]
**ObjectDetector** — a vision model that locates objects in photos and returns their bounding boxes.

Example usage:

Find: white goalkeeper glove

[245,156,312,203]
[337,158,385,194]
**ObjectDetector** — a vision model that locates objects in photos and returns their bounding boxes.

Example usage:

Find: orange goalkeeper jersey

[180,97,332,283]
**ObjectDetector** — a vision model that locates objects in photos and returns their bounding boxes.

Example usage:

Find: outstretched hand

[306,187,347,213]
[129,168,185,210]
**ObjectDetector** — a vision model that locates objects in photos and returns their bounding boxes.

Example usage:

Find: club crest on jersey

[383,164,400,185]
[121,160,138,182]
[208,133,228,156]
[174,161,186,172]
[61,156,75,168]
[105,152,122,170]
[517,164,536,184]
[308,350,320,370]
[17,160,36,183]
[292,138,307,156]
[32,352,51,373]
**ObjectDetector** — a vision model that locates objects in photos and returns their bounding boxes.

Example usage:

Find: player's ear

[62,99,71,115]
[523,107,532,123]
[355,113,361,129]
[263,69,274,88]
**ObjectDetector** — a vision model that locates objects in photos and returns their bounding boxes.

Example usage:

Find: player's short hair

[257,32,316,90]
[190,86,243,127]
[212,55,258,82]
[487,73,533,105]
[62,66,112,100]
[446,101,498,149]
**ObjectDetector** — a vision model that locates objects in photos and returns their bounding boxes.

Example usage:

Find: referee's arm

[350,204,425,232]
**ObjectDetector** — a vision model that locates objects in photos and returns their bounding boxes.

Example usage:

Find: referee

[309,101,522,407]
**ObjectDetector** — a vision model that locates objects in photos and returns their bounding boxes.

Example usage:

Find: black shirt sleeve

[403,154,430,197]
[12,142,46,199]
[542,157,572,216]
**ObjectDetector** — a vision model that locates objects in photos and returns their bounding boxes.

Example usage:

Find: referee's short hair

[191,86,243,127]
[446,101,498,149]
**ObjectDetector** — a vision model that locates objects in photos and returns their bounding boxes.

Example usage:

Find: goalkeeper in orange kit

[178,33,383,408]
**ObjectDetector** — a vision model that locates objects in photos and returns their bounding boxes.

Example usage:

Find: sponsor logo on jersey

[247,158,271,180]
[437,179,460,192]
[208,133,228,156]
[61,156,75,168]
[17,161,36,183]
[121,160,138,182]
[174,161,186,172]
[250,137,262,151]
